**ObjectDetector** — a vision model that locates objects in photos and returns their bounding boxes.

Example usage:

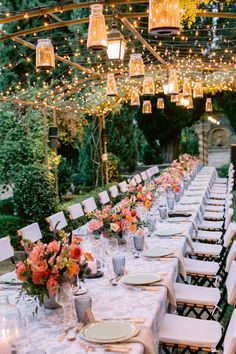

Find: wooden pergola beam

[0,97,56,109]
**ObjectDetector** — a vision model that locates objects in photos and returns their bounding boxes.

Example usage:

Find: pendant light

[107,24,127,60]
[193,82,203,98]
[175,95,181,106]
[106,73,117,96]
[163,82,169,95]
[187,96,193,109]
[168,70,179,95]
[183,78,192,97]
[157,98,165,109]
[171,94,178,102]
[130,89,140,106]
[148,0,180,36]
[87,4,108,50]
[142,100,152,114]
[129,54,145,78]
[142,77,155,96]
[205,98,213,112]
[36,38,55,70]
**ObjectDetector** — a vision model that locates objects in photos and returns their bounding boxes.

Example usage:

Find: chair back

[18,222,42,243]
[0,236,14,262]
[67,203,84,220]
[140,171,148,181]
[146,169,152,178]
[98,191,110,205]
[128,177,137,187]
[226,261,236,305]
[224,208,234,230]
[118,181,128,193]
[82,197,97,213]
[46,211,68,231]
[223,309,236,354]
[226,241,236,273]
[224,222,236,248]
[109,185,119,198]
[134,174,142,184]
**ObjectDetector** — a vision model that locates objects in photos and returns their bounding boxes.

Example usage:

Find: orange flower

[128,224,137,233]
[84,251,94,261]
[137,192,142,199]
[144,200,151,209]
[67,262,79,278]
[126,214,133,222]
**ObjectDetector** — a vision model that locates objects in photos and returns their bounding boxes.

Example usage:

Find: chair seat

[198,220,223,231]
[159,314,222,348]
[205,205,224,213]
[209,193,227,200]
[186,242,222,257]
[214,178,227,184]
[203,211,224,221]
[207,199,225,206]
[174,283,221,306]
[184,258,219,276]
[194,230,222,242]
[211,187,227,193]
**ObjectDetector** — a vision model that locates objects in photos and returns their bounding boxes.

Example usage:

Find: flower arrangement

[88,201,143,239]
[16,237,93,306]
[127,183,154,209]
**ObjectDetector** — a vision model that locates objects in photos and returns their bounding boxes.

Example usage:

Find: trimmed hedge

[0,215,26,250]
[0,198,14,215]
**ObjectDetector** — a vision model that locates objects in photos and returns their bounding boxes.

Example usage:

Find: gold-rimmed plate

[121,272,161,285]
[142,247,173,258]
[155,224,183,236]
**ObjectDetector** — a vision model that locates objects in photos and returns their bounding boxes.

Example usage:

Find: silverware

[102,316,145,323]
[58,325,75,342]
[84,344,131,353]
[67,323,84,341]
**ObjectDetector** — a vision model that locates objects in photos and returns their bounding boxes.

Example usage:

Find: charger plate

[155,224,183,236]
[80,320,138,343]
[167,217,189,223]
[142,247,173,258]
[0,271,22,285]
[121,272,161,285]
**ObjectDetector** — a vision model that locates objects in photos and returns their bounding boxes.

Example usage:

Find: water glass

[112,255,126,276]
[74,295,92,325]
[183,180,188,190]
[174,192,180,203]
[133,235,144,258]
[55,283,76,325]
[146,215,156,236]
[167,197,175,210]
[158,205,168,222]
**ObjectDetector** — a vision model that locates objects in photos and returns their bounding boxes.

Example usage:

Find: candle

[0,338,11,354]
[87,260,97,274]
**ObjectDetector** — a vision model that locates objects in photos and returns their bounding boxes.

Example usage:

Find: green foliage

[0,215,26,250]
[58,157,73,198]
[217,164,230,178]
[179,128,199,156]
[0,198,14,215]
[106,105,139,173]
[107,153,121,183]
[77,124,94,186]
[13,163,58,222]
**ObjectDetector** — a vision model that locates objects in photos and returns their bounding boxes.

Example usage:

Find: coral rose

[16,261,27,281]
[46,276,59,295]
[46,240,60,254]
[84,251,94,261]
[31,259,48,273]
[32,271,48,285]
[69,244,83,261]
[137,184,143,192]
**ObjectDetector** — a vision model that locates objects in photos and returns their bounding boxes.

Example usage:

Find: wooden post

[53,108,59,197]
[43,107,48,172]
[98,115,104,186]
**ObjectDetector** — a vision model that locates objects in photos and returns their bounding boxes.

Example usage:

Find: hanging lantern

[142,77,155,96]
[175,95,181,106]
[163,82,169,95]
[205,98,213,112]
[87,4,108,50]
[36,38,55,70]
[171,94,178,102]
[107,24,127,60]
[157,98,165,109]
[187,96,193,109]
[142,100,152,114]
[193,82,203,98]
[168,70,179,95]
[148,0,180,36]
[130,89,140,106]
[129,54,145,78]
[183,78,192,97]
[106,73,117,96]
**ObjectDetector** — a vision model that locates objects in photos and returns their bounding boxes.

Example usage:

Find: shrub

[13,163,58,222]
[0,215,26,250]
[58,157,73,198]
[0,197,14,215]
[217,164,230,178]
[107,153,121,183]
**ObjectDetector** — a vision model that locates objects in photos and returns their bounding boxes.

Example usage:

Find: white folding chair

[140,171,148,181]
[67,203,84,220]
[0,236,14,262]
[118,181,128,193]
[225,241,236,273]
[128,177,137,187]
[46,211,68,231]
[134,174,142,184]
[223,309,236,354]
[18,222,42,243]
[82,197,97,213]
[146,168,152,179]
[109,185,119,198]
[98,191,110,205]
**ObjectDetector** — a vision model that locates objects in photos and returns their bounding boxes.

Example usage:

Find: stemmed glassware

[158,204,168,222]
[55,282,76,326]
[146,214,156,237]
[133,235,145,258]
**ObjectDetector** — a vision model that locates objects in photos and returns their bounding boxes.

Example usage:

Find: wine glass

[55,283,76,326]
[133,235,144,258]
[158,204,168,223]
[146,215,156,237]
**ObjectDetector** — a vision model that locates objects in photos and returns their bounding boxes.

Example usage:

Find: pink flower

[28,243,44,264]
[121,208,130,216]
[88,220,103,232]
[137,184,143,192]
[16,261,27,281]
[31,259,48,273]
[46,240,60,254]
[46,277,59,296]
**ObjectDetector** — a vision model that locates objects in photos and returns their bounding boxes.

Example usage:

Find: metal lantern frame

[107,23,127,60]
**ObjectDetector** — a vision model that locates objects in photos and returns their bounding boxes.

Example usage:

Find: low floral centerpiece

[16,236,93,306]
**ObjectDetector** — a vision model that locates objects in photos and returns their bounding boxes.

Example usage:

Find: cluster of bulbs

[208,115,220,125]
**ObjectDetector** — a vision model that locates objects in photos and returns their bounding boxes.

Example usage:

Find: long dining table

[0,166,218,354]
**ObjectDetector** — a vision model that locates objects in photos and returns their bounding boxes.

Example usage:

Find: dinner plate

[80,321,138,343]
[167,217,189,223]
[0,271,22,285]
[142,247,173,258]
[121,272,161,285]
[155,224,183,236]
[179,198,199,204]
